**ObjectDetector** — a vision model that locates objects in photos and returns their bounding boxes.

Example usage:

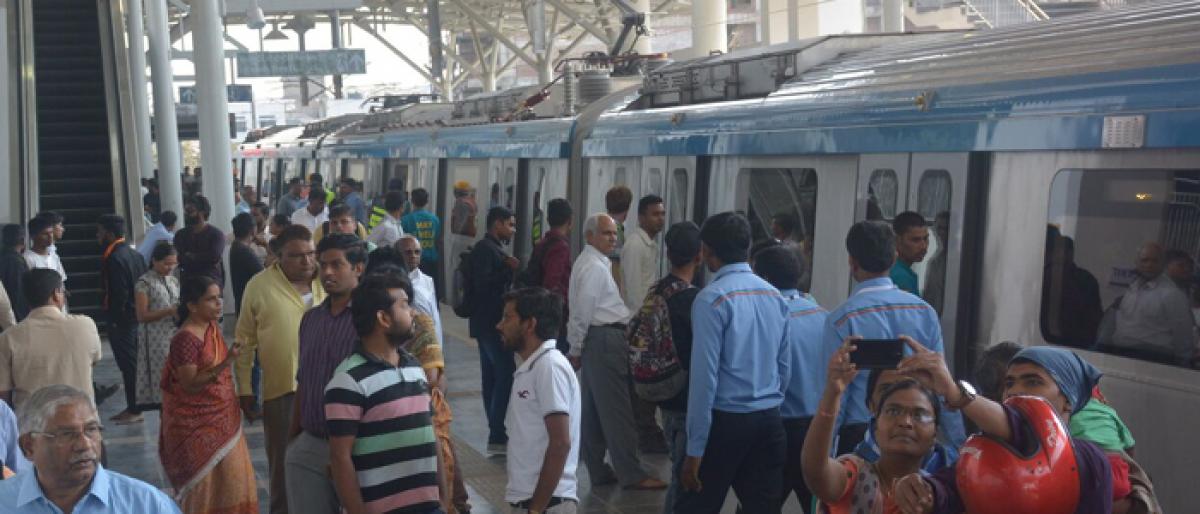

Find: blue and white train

[237,2,1200,509]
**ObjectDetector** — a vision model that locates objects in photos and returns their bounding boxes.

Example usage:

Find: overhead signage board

[224,0,361,12]
[179,84,254,104]
[236,50,367,78]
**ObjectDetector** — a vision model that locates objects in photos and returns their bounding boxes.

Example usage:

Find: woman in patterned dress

[134,241,179,409]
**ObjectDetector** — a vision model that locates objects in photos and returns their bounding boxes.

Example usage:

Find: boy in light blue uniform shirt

[752,244,828,511]
[824,221,965,455]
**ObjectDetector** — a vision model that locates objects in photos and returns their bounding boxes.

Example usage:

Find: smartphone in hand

[850,339,905,370]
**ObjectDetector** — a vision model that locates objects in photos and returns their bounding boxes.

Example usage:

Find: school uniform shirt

[823,277,966,446]
[778,290,829,419]
[686,263,792,457]
[505,340,581,503]
[324,348,440,514]
[566,245,630,357]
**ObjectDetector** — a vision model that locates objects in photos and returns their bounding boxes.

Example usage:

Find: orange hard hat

[955,395,1080,514]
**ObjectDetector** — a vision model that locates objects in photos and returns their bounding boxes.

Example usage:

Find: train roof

[584,0,1200,157]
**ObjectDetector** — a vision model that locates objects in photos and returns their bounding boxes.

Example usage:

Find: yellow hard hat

[454,180,471,190]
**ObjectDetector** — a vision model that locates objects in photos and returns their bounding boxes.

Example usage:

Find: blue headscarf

[1010,346,1102,415]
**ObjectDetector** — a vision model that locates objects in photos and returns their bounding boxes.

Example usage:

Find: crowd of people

[0,176,1169,514]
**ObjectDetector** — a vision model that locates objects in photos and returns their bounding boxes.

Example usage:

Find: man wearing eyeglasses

[0,385,179,512]
[0,269,101,411]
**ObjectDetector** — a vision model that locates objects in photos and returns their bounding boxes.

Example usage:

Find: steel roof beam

[543,0,612,46]
[351,18,435,82]
[445,0,538,66]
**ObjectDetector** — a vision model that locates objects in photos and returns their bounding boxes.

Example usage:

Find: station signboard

[179,84,255,104]
[236,50,367,78]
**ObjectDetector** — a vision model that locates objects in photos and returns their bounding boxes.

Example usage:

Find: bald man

[1101,242,1194,365]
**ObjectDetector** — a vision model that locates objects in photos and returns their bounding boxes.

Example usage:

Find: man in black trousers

[97,214,148,424]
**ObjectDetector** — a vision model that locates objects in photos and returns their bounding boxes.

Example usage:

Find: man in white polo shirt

[497,287,580,514]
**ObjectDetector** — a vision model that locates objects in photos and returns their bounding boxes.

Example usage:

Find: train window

[1043,169,1200,369]
[614,167,628,187]
[868,169,899,220]
[503,166,516,210]
[740,168,817,291]
[915,170,952,315]
[346,160,368,183]
[670,168,689,224]
[646,168,663,196]
[531,167,548,247]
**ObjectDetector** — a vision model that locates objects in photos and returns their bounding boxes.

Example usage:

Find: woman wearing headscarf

[893,342,1116,514]
[853,369,959,474]
[159,276,258,513]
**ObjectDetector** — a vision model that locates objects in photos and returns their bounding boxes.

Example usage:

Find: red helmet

[955,395,1080,514]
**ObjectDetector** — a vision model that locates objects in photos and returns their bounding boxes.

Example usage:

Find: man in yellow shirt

[235,224,325,514]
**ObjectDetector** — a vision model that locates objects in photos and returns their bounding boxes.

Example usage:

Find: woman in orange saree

[159,276,258,513]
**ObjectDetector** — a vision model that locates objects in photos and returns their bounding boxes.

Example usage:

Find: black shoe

[94,384,120,406]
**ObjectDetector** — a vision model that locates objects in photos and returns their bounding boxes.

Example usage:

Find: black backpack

[451,245,475,318]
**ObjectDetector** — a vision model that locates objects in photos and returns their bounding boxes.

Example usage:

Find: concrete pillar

[882,0,905,32]
[297,28,309,106]
[190,0,235,231]
[329,10,343,99]
[426,0,445,98]
[537,57,553,85]
[126,0,155,182]
[632,0,652,54]
[482,69,496,92]
[146,0,183,218]
[693,0,727,55]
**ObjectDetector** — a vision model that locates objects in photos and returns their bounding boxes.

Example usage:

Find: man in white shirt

[497,287,580,513]
[568,213,665,490]
[619,194,669,454]
[1102,242,1195,365]
[367,191,406,248]
[290,187,330,232]
[138,210,177,265]
[399,235,443,344]
[23,216,66,283]
[620,195,666,310]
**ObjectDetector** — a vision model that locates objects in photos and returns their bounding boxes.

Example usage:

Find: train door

[442,159,490,306]
[415,158,438,211]
[854,153,970,368]
[644,156,697,276]
[711,155,857,303]
[516,159,569,263]
[585,157,641,217]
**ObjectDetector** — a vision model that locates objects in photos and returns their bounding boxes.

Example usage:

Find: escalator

[30,0,123,322]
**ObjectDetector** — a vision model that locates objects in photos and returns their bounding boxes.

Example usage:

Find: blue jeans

[476,330,514,445]
[662,409,687,514]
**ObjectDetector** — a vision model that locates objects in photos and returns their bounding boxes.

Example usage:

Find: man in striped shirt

[325,273,444,514]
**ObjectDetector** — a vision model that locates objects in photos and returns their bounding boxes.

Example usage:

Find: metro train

[236,2,1200,510]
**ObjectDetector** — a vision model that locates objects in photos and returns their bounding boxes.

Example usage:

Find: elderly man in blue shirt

[825,220,966,455]
[0,385,179,513]
[1,399,27,475]
[752,244,829,512]
[677,212,792,514]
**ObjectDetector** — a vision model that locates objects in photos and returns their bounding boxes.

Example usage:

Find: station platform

[93,309,810,513]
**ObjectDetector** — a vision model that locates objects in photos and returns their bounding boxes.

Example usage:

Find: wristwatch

[948,380,977,410]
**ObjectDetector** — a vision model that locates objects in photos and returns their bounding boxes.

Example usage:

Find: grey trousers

[263,393,295,514]
[579,325,650,486]
[285,431,340,514]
